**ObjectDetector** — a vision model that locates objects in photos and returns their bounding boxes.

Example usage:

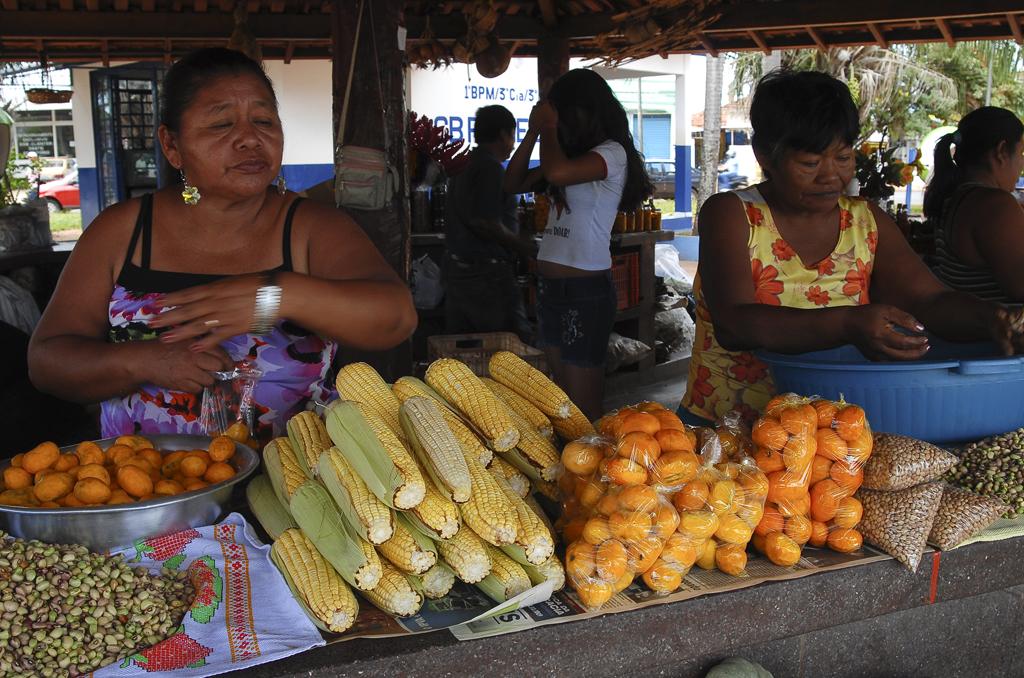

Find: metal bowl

[0,435,259,551]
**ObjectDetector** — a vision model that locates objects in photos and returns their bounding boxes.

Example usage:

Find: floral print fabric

[682,188,877,423]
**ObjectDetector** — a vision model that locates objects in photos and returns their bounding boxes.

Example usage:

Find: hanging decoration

[407,112,472,184]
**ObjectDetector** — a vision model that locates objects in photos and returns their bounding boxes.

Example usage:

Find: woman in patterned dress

[27,48,417,443]
[681,70,1022,425]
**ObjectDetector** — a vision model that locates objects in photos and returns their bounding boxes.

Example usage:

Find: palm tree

[695,55,723,234]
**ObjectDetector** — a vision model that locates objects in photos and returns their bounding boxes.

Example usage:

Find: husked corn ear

[416,562,456,599]
[489,457,530,498]
[524,492,557,536]
[494,475,555,565]
[393,377,493,466]
[356,402,426,509]
[488,351,572,419]
[325,400,404,508]
[483,378,554,439]
[400,396,472,503]
[410,480,461,539]
[319,448,394,544]
[437,524,492,583]
[459,453,519,546]
[265,438,307,506]
[498,410,561,482]
[352,535,384,590]
[286,411,332,477]
[377,515,438,575]
[271,529,359,633]
[426,359,520,452]
[246,474,297,541]
[552,402,597,441]
[363,560,424,618]
[478,545,532,603]
[523,556,566,592]
[336,362,407,441]
[392,375,444,403]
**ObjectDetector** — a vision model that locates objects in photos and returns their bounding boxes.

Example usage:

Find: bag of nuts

[928,485,1008,550]
[857,482,943,572]
[862,433,958,491]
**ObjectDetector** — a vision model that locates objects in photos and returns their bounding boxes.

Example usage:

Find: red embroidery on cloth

[215,523,261,661]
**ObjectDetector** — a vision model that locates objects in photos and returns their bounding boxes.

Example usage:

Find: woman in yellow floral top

[681,71,1022,425]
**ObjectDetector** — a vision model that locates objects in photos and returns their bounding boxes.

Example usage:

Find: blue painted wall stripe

[673,144,693,232]
[78,167,101,231]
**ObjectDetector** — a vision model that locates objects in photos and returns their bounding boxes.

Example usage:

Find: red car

[37,170,80,212]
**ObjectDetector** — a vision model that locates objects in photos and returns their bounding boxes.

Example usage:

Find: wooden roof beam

[697,33,718,58]
[284,40,295,63]
[866,21,888,47]
[58,0,73,9]
[748,29,771,55]
[1,0,19,9]
[194,0,208,10]
[0,11,332,40]
[1008,13,1023,43]
[538,0,557,29]
[935,17,956,46]
[806,25,828,52]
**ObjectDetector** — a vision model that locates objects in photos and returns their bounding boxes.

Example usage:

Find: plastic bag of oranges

[751,394,870,566]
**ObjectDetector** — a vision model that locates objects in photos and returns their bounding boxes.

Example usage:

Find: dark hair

[750,70,860,160]
[473,105,515,143]
[546,69,653,211]
[161,47,277,133]
[923,106,1024,221]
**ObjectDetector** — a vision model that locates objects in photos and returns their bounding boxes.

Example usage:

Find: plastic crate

[427,332,547,377]
[611,252,640,312]
[758,338,1024,444]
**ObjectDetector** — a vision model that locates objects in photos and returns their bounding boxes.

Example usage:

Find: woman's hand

[990,305,1024,355]
[846,304,931,361]
[149,274,268,352]
[136,340,234,393]
[529,101,558,133]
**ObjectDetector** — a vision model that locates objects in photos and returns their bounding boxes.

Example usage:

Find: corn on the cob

[400,396,472,503]
[356,402,426,509]
[271,529,359,633]
[246,474,297,541]
[531,478,560,502]
[477,545,532,603]
[318,447,394,544]
[409,480,461,539]
[483,377,554,439]
[505,409,561,482]
[459,453,519,546]
[524,492,557,537]
[523,556,566,592]
[426,359,520,451]
[335,362,407,442]
[493,475,555,565]
[488,351,572,420]
[436,524,492,583]
[325,400,403,508]
[264,438,307,506]
[394,376,494,467]
[489,457,530,498]
[362,559,424,618]
[286,411,332,477]
[552,402,597,441]
[377,514,438,575]
[288,480,382,591]
[414,562,456,600]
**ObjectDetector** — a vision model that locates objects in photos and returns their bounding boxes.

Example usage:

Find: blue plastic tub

[758,340,1024,444]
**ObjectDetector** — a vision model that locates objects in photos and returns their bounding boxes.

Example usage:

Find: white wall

[264,60,333,166]
[70,69,95,167]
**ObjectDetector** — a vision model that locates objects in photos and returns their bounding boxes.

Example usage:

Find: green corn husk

[522,556,566,592]
[318,447,395,544]
[246,474,297,541]
[325,400,403,508]
[477,545,532,604]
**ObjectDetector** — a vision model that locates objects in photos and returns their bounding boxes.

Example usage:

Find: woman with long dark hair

[924,107,1024,302]
[505,68,652,419]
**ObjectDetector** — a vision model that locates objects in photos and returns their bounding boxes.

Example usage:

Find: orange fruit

[642,559,684,593]
[715,429,743,458]
[595,493,620,517]
[652,410,688,433]
[808,520,829,547]
[738,468,770,498]
[136,448,164,471]
[811,400,839,429]
[827,527,863,553]
[565,541,598,581]
[834,405,866,442]
[582,517,614,545]
[576,478,608,509]
[562,441,605,477]
[755,505,785,536]
[695,538,718,570]
[766,470,810,505]
[810,456,833,486]
[559,472,580,497]
[609,510,653,541]
[624,536,664,573]
[816,428,848,462]
[3,467,33,491]
[636,401,667,413]
[846,428,874,465]
[604,458,648,486]
[562,518,586,544]
[650,450,700,487]
[53,454,79,473]
[777,494,811,518]
[611,569,635,594]
[715,543,748,576]
[737,501,764,528]
[754,447,786,474]
[829,460,864,497]
[617,484,659,512]
[784,514,813,545]
[764,531,802,567]
[672,480,710,512]
[654,429,695,454]
[752,418,789,452]
[618,412,661,436]
[678,510,720,539]
[833,497,864,529]
[715,513,754,545]
[719,462,743,480]
[574,580,614,609]
[596,415,616,437]
[661,533,701,568]
[782,435,815,473]
[809,479,844,522]
[751,532,767,554]
[708,479,740,515]
[653,503,680,540]
[764,396,790,417]
[76,463,110,486]
[595,539,629,581]
[616,432,662,467]
[780,405,817,436]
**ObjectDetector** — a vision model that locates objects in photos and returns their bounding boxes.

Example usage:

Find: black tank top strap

[122,193,154,271]
[281,197,304,272]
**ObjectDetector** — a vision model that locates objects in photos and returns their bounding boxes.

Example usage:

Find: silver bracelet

[251,283,282,335]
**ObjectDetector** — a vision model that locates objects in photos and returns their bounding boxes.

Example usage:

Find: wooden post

[332,0,412,380]
[536,29,569,97]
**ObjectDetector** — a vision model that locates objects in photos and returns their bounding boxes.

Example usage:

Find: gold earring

[180,169,201,205]
[276,174,287,195]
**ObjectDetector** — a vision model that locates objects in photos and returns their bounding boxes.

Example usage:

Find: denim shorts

[536,272,617,368]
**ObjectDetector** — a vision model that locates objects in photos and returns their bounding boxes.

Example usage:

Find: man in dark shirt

[444,105,536,338]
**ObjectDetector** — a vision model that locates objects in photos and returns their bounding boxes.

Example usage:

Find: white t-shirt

[537,140,627,271]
